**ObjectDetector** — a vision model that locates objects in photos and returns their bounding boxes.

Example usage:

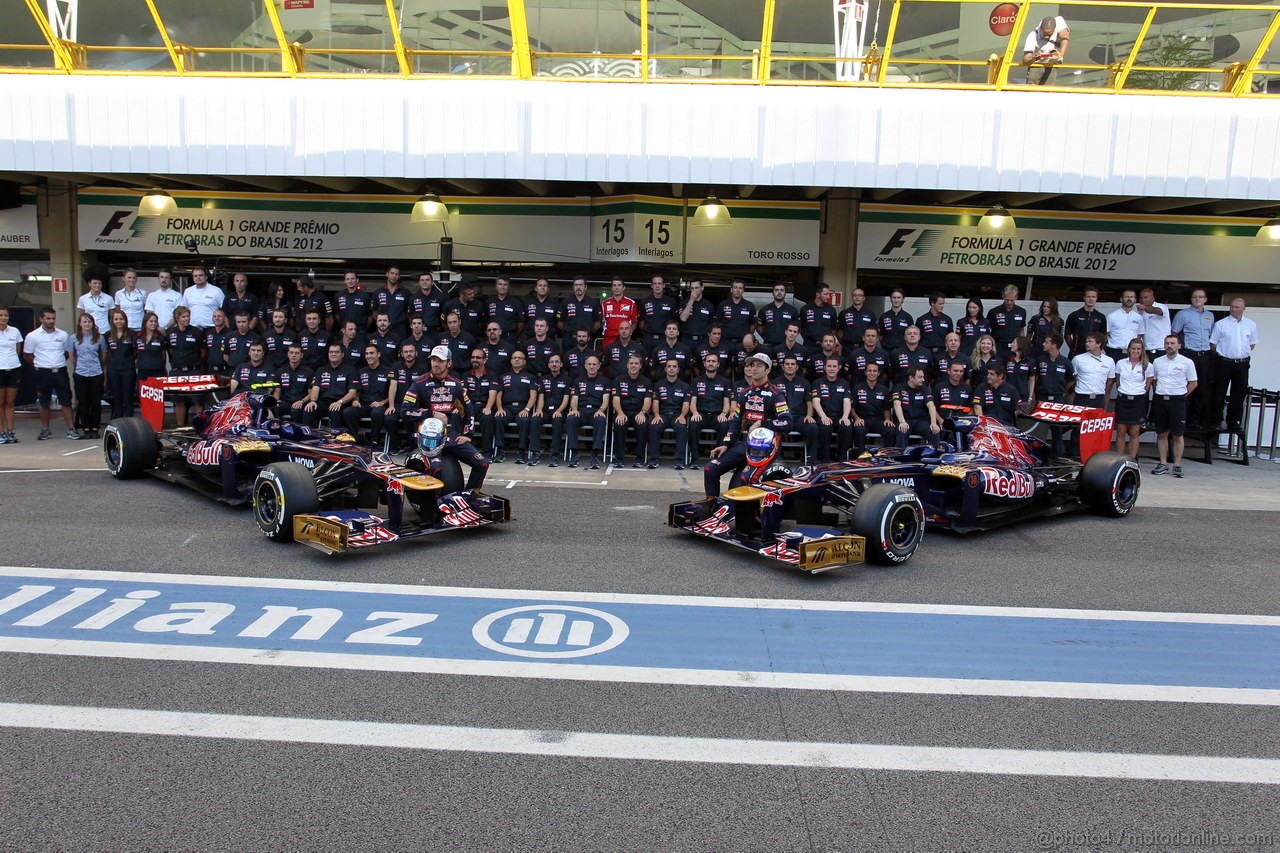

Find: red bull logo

[977,467,1036,499]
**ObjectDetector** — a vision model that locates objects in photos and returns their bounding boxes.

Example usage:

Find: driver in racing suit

[399,345,489,490]
[704,353,793,498]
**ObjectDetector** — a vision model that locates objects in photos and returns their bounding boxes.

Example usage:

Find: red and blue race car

[668,402,1139,572]
[104,375,509,554]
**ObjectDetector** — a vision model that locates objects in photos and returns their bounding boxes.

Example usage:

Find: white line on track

[3,637,1278,706]
[3,566,1276,626]
[0,468,105,474]
[61,445,98,457]
[1,702,1276,784]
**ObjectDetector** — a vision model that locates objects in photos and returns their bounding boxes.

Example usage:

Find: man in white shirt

[1147,335,1197,478]
[1069,332,1115,410]
[1136,288,1170,360]
[1208,298,1260,433]
[22,306,76,439]
[75,272,115,335]
[1021,15,1069,85]
[113,268,148,330]
[1105,289,1144,362]
[182,265,225,332]
[144,267,185,327]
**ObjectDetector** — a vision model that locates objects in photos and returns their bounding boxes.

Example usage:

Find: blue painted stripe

[1,573,1277,691]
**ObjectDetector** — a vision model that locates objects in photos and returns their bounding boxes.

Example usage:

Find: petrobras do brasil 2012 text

[938,236,1138,271]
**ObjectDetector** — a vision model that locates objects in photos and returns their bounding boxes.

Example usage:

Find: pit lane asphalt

[2,459,1278,852]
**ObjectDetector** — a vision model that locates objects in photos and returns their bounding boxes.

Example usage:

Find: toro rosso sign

[977,467,1036,500]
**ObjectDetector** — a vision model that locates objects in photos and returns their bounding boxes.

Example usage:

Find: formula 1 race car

[103,375,509,553]
[668,402,1139,573]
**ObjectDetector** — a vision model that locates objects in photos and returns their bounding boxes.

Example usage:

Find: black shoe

[547,457,558,468]
[631,460,644,469]
[688,461,701,470]
[493,451,506,463]
[588,455,600,470]
[568,455,579,468]
[515,453,527,465]
[527,452,540,466]
[674,463,684,471]
[647,461,658,469]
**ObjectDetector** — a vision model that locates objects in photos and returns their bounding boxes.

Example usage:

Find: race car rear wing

[1024,401,1115,463]
[139,374,228,431]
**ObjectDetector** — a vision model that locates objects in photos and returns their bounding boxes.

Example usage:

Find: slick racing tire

[253,461,320,542]
[103,417,158,480]
[1079,451,1141,518]
[851,483,925,566]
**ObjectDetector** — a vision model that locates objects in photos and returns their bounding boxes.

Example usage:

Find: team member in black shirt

[336,320,368,368]
[987,284,1027,357]
[223,274,261,333]
[932,332,968,383]
[411,273,445,335]
[717,278,755,342]
[879,288,913,351]
[347,344,398,448]
[757,283,799,347]
[892,366,942,448]
[463,346,498,458]
[333,271,372,331]
[1027,334,1075,456]
[524,278,561,339]
[274,345,313,423]
[800,284,837,344]
[917,292,954,353]
[974,363,1022,426]
[222,312,263,372]
[399,345,489,489]
[522,317,561,377]
[1064,286,1108,355]
[484,276,524,341]
[297,309,330,369]
[493,349,540,464]
[204,310,232,377]
[687,353,734,470]
[694,324,735,371]
[562,330,596,379]
[373,266,411,336]
[851,362,894,454]
[560,276,601,347]
[933,361,975,412]
[366,311,404,365]
[438,311,478,373]
[649,320,694,378]
[166,305,205,426]
[845,326,890,385]
[957,298,991,356]
[529,354,572,467]
[776,354,818,465]
[890,325,933,384]
[648,359,693,469]
[678,278,716,344]
[262,309,297,369]
[304,342,357,429]
[229,342,274,395]
[639,275,679,343]
[603,320,646,379]
[135,311,168,384]
[295,277,332,332]
[402,317,436,365]
[480,322,515,377]
[811,356,853,463]
[772,322,811,378]
[838,286,876,347]
[611,354,654,467]
[1004,336,1036,400]
[566,354,611,469]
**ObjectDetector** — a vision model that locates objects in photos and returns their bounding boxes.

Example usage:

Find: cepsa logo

[989,2,1020,36]
[139,383,165,403]
[978,466,1035,499]
[1080,415,1115,435]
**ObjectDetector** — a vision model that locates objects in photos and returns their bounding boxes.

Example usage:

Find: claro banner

[857,204,1280,285]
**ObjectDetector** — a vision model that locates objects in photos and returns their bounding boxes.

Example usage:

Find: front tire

[253,462,320,542]
[851,483,925,565]
[103,417,157,479]
[1079,451,1140,518]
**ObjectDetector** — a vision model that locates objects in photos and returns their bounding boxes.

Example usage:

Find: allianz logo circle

[472,605,629,659]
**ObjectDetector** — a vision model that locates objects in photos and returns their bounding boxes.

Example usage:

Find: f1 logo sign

[876,228,942,257]
[472,605,629,659]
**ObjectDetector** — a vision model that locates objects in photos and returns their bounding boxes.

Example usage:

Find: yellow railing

[2,0,1276,96]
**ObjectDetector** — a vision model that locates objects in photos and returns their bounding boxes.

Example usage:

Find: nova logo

[876,228,943,258]
[472,605,629,659]
[288,455,317,469]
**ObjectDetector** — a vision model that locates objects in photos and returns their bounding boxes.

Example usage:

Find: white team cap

[429,345,453,362]
[745,353,773,370]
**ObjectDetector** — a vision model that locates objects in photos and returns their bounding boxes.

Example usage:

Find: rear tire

[103,417,157,480]
[253,462,319,542]
[1079,451,1140,518]
[851,483,925,566]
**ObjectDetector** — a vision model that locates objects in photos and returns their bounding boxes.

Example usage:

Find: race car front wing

[293,490,511,554]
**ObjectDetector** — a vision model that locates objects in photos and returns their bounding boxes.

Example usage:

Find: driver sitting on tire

[704,352,793,498]
[412,414,490,492]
